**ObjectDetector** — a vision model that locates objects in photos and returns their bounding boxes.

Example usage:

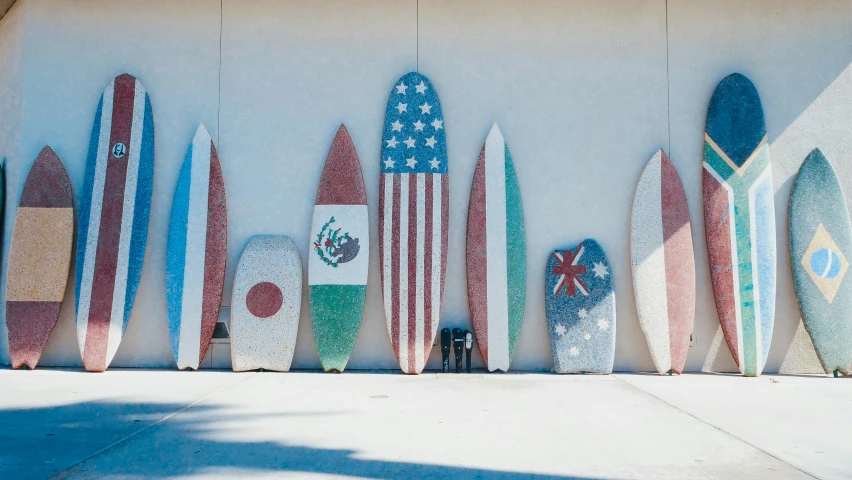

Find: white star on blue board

[396,102,408,114]
[396,82,408,94]
[415,81,428,94]
[384,157,395,168]
[406,157,417,168]
[555,324,567,336]
[413,120,425,131]
[386,137,399,148]
[597,319,610,331]
[569,346,579,356]
[593,262,609,279]
[403,137,416,148]
[431,118,443,130]
[425,136,437,148]
[419,102,432,115]
[429,158,440,170]
[391,120,404,132]
[578,308,588,319]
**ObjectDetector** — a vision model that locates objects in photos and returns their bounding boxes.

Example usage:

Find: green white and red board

[309,124,368,372]
[466,124,526,372]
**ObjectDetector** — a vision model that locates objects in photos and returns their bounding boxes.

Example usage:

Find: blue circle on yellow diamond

[810,248,842,279]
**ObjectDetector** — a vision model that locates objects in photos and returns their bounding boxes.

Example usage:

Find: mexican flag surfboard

[309,124,369,372]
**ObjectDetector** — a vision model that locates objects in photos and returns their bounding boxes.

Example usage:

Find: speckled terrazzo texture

[466,124,526,372]
[309,124,368,373]
[378,72,449,374]
[630,149,695,375]
[230,236,302,372]
[545,239,615,374]
[6,146,74,370]
[703,73,775,377]
[166,124,227,371]
[75,74,155,373]
[789,148,852,375]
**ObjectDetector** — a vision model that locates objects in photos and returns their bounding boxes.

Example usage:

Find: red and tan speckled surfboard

[6,146,74,369]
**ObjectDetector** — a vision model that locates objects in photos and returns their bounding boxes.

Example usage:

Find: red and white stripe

[379,173,448,374]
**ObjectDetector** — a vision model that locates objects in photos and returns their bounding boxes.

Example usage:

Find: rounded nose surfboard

[545,239,615,374]
[630,149,695,375]
[703,73,776,377]
[379,72,449,374]
[76,73,155,372]
[789,148,852,376]
[6,146,74,369]
[230,236,302,372]
[166,124,227,371]
[466,124,526,372]
[310,124,368,373]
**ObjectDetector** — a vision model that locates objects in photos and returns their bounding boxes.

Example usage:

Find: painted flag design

[545,240,616,374]
[467,124,526,372]
[789,149,852,375]
[166,124,227,370]
[230,236,302,372]
[379,72,449,374]
[703,73,776,377]
[310,124,369,372]
[6,146,74,369]
[75,74,155,372]
[630,149,695,375]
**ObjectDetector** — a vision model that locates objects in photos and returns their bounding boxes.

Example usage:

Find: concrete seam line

[49,372,260,479]
[611,375,819,480]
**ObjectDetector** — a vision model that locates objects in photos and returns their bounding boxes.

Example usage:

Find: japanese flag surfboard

[230,235,302,372]
[6,146,74,369]
[310,124,368,373]
[703,73,776,377]
[789,148,852,375]
[76,74,155,372]
[630,149,695,375]
[545,239,615,374]
[379,72,449,374]
[166,124,227,370]
[466,124,526,372]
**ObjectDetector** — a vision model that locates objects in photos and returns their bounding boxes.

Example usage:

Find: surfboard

[630,149,695,375]
[789,148,852,376]
[166,124,227,371]
[230,235,302,372]
[379,72,449,374]
[5,146,74,369]
[545,239,615,374]
[76,73,155,372]
[466,123,526,372]
[703,73,776,377]
[309,124,368,373]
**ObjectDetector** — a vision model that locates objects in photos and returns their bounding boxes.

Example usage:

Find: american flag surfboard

[379,72,448,374]
[76,74,155,372]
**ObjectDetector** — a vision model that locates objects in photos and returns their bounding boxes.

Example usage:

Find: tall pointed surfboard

[545,239,616,374]
[379,72,449,374]
[630,149,695,375]
[310,124,368,372]
[789,148,852,375]
[76,73,155,372]
[703,73,776,377]
[466,124,526,372]
[166,124,227,370]
[6,146,74,369]
[231,236,302,372]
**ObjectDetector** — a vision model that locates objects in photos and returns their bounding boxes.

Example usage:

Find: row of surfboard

[4,72,850,377]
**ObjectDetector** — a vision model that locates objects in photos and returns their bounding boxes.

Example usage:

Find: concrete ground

[0,370,849,480]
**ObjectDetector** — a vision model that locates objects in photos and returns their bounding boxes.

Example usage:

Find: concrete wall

[0,0,849,372]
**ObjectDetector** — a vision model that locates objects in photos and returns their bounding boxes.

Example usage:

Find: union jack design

[552,247,589,297]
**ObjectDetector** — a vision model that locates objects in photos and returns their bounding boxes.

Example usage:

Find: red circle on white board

[246,282,283,318]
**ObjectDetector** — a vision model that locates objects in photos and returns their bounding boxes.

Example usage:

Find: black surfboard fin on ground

[464,330,473,373]
[452,328,464,373]
[441,328,451,373]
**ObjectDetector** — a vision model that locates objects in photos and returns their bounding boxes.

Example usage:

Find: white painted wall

[0,0,849,373]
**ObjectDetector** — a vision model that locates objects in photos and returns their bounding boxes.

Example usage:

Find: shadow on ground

[0,399,603,480]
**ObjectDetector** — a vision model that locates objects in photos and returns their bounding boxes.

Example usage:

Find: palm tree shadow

[0,400,604,480]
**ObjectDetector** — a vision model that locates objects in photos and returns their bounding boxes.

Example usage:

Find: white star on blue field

[381,72,447,174]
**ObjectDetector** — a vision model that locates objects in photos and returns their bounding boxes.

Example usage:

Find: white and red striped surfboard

[166,124,227,370]
[75,73,155,372]
[379,72,449,374]
[466,124,526,372]
[630,149,695,374]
